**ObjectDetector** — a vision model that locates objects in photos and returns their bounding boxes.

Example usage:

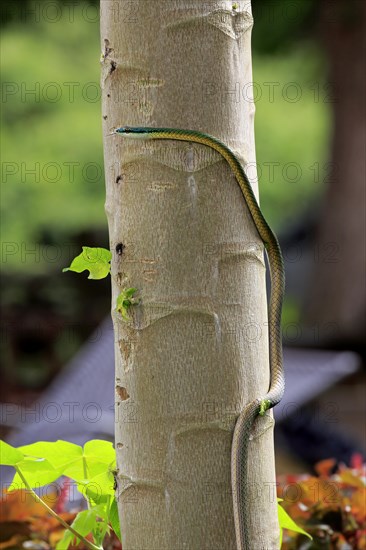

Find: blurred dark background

[1,0,365,471]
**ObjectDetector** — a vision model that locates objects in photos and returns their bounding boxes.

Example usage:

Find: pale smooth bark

[101,0,279,548]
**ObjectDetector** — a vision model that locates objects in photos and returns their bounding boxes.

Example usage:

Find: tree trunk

[101,1,279,547]
[304,0,366,346]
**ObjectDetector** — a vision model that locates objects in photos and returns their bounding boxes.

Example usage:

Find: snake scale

[115,127,285,550]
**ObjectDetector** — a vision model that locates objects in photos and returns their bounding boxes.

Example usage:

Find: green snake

[115,127,285,549]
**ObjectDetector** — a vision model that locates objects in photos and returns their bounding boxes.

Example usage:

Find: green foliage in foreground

[0,439,120,550]
[1,438,311,548]
[63,246,140,321]
[63,247,112,280]
[277,498,312,546]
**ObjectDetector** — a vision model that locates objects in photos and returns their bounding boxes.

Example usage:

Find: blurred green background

[1,0,328,259]
[0,0,332,392]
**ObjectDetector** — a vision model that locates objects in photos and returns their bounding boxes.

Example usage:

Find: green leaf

[89,505,110,546]
[8,439,116,498]
[18,440,82,472]
[116,287,140,321]
[55,509,105,550]
[259,399,271,416]
[278,502,313,542]
[84,440,116,464]
[62,440,116,483]
[124,287,138,298]
[0,440,24,466]
[78,470,115,505]
[68,508,97,535]
[9,458,61,490]
[109,498,121,541]
[92,517,110,547]
[55,527,74,550]
[70,509,100,535]
[64,458,108,482]
[18,439,116,484]
[63,247,112,280]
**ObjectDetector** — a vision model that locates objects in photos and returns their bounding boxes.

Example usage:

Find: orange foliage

[278,457,366,549]
[1,460,364,549]
[0,486,121,549]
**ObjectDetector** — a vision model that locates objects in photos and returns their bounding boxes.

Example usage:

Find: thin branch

[15,467,103,550]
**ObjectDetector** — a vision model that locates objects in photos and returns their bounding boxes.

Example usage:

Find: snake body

[115,127,285,550]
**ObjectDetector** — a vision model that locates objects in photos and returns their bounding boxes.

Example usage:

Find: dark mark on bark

[116,385,130,401]
[116,175,122,184]
[110,60,117,73]
[104,38,113,59]
[103,115,108,120]
[116,243,124,256]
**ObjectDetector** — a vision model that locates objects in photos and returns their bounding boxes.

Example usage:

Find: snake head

[114,126,132,134]
[114,127,149,137]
